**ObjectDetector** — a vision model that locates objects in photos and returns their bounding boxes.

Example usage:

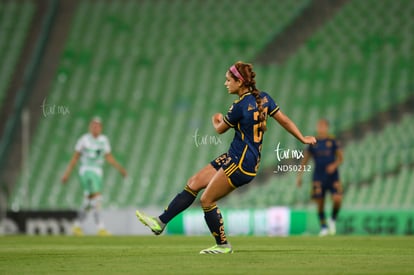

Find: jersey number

[253,107,268,143]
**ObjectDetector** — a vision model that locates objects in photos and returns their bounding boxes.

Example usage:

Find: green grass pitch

[0,236,413,274]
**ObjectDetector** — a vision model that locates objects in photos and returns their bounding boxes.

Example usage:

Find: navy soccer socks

[203,204,228,245]
[318,211,328,229]
[332,203,340,221]
[159,185,198,224]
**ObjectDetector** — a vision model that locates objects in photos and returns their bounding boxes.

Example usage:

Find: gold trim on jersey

[235,92,251,103]
[226,92,253,127]
[237,122,245,141]
[223,116,235,128]
[269,106,280,116]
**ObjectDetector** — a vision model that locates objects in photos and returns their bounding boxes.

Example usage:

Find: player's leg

[72,172,94,236]
[89,193,109,235]
[72,194,90,236]
[312,181,328,236]
[199,168,235,254]
[158,164,217,223]
[87,172,109,235]
[315,197,328,236]
[329,180,343,235]
[136,164,217,235]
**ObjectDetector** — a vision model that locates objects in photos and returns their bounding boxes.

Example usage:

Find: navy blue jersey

[223,91,279,175]
[307,137,341,176]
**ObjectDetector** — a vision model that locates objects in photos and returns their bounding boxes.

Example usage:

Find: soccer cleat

[97,229,111,236]
[199,244,233,254]
[72,226,84,236]
[135,210,165,235]
[319,227,329,237]
[328,219,336,235]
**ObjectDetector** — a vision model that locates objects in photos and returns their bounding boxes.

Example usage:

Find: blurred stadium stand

[0,0,412,211]
[0,1,34,109]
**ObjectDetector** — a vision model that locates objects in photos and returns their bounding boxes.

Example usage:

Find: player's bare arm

[326,149,344,174]
[296,150,310,188]
[272,110,316,145]
[105,153,127,177]
[212,113,230,134]
[62,151,81,183]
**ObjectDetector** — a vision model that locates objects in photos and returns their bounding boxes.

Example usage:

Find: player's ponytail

[251,84,267,132]
[230,61,267,132]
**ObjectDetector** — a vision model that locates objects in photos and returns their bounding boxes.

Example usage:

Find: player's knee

[187,175,197,188]
[333,195,342,204]
[313,198,323,204]
[313,198,324,210]
[90,195,102,210]
[187,175,204,191]
[199,194,213,208]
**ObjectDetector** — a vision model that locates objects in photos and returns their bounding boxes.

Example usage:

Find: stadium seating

[10,0,312,209]
[9,0,414,210]
[0,1,34,109]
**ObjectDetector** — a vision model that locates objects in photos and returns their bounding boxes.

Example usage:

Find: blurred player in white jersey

[62,117,127,236]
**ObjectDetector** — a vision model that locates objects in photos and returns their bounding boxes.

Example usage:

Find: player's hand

[212,113,223,125]
[120,168,127,178]
[296,177,302,188]
[326,163,337,174]
[302,136,317,145]
[61,173,69,184]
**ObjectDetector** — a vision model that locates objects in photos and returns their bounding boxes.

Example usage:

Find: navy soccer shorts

[210,153,255,188]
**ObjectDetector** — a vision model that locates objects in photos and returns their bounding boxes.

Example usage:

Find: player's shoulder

[259,91,272,100]
[97,134,110,143]
[260,91,279,116]
[324,135,341,148]
[260,91,271,98]
[78,133,90,142]
[329,135,342,147]
[327,134,339,142]
[260,91,277,106]
[75,133,89,150]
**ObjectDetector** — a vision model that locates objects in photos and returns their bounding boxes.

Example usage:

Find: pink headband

[229,65,245,82]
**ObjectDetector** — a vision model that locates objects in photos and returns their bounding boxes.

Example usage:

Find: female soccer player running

[136,62,316,254]
[62,117,127,236]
